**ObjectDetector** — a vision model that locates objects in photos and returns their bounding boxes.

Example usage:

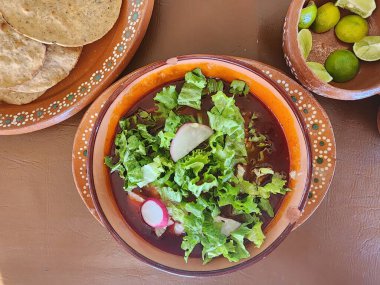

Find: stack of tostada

[0,0,122,105]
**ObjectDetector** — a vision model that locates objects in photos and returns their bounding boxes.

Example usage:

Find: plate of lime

[284,0,380,100]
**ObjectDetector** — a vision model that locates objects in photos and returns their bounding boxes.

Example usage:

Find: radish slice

[173,222,185,235]
[167,219,174,226]
[141,198,169,228]
[128,191,145,203]
[170,123,213,162]
[215,216,241,236]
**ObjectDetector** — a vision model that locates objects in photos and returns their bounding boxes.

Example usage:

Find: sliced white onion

[154,227,167,237]
[173,222,185,235]
[128,191,145,203]
[215,216,241,236]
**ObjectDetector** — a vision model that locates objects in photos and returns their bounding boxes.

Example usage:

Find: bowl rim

[283,0,380,100]
[87,54,313,276]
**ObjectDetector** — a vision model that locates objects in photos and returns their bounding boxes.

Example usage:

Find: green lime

[299,1,318,29]
[335,15,368,43]
[335,0,376,18]
[353,36,380,61]
[312,2,341,33]
[298,29,313,59]
[306,62,333,83]
[325,50,360,83]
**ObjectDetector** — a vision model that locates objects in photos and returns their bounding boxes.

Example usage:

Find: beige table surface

[1,1,379,284]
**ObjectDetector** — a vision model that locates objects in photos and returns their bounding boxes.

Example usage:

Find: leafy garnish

[157,111,194,149]
[206,78,224,94]
[208,91,247,163]
[178,68,207,110]
[157,187,182,203]
[229,80,250,96]
[154,85,178,116]
[154,85,178,109]
[259,198,274,217]
[185,68,207,89]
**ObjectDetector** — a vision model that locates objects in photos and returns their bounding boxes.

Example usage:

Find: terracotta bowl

[87,55,312,276]
[283,0,380,100]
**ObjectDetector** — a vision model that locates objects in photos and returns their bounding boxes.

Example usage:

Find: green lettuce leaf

[178,68,207,110]
[206,78,224,94]
[208,91,245,142]
[182,233,201,262]
[257,173,288,199]
[157,187,182,203]
[154,85,178,115]
[157,111,182,148]
[104,156,124,174]
[167,203,186,224]
[229,226,251,259]
[229,80,249,96]
[178,82,203,110]
[246,221,265,248]
[185,68,207,89]
[137,156,165,188]
[259,198,274,217]
[187,173,218,197]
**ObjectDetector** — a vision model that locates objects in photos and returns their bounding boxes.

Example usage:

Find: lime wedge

[335,0,376,18]
[298,29,313,60]
[353,36,380,62]
[299,1,318,29]
[306,62,333,83]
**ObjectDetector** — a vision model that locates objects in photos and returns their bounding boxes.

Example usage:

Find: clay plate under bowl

[0,0,154,135]
[284,0,380,100]
[87,55,313,276]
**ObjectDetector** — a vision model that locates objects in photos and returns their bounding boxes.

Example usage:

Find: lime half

[299,1,318,29]
[306,62,333,83]
[298,29,313,60]
[353,36,380,62]
[335,0,376,18]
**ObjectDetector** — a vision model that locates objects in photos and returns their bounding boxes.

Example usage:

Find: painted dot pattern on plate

[0,0,145,129]
[267,69,335,208]
[77,109,103,199]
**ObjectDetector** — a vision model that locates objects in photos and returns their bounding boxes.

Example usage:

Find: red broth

[110,80,290,257]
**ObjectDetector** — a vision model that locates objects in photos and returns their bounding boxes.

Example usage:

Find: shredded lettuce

[184,68,207,89]
[154,85,178,109]
[257,173,289,199]
[259,198,274,217]
[157,187,182,203]
[105,67,290,264]
[208,91,245,139]
[206,78,224,94]
[229,79,250,96]
[178,68,206,110]
[246,222,265,248]
[177,82,203,110]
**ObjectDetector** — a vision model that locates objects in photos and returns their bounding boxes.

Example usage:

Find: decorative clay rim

[0,0,154,135]
[86,55,312,276]
[72,58,336,230]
